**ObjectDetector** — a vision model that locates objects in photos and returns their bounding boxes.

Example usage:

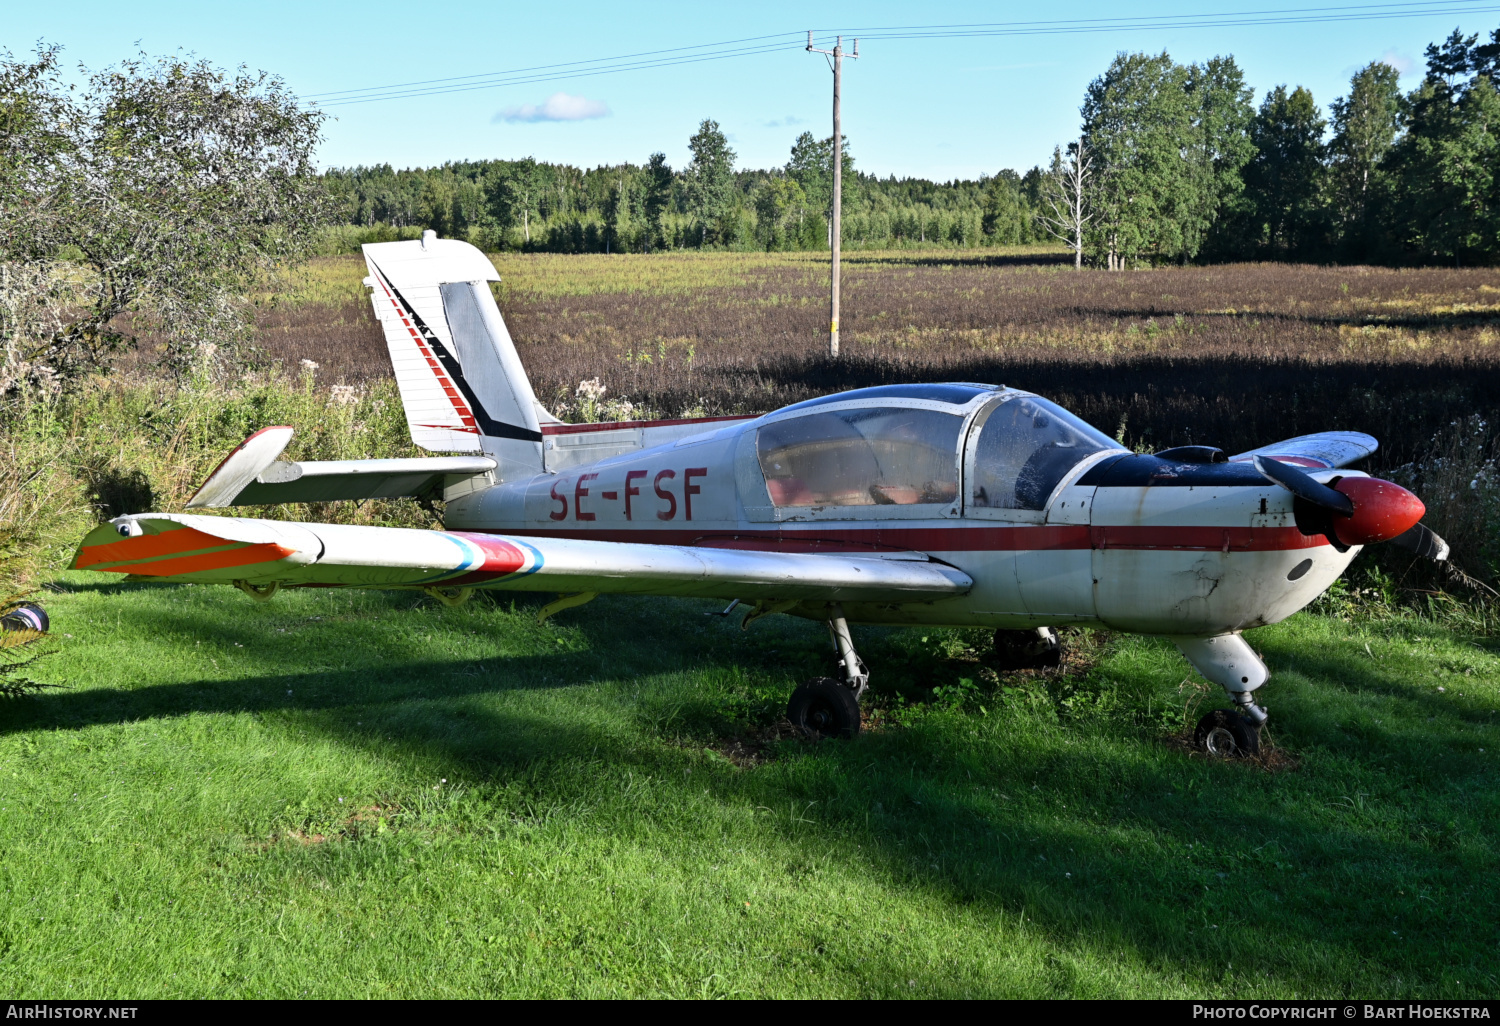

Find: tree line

[1042,24,1499,267]
[327,22,1499,266]
[324,124,998,254]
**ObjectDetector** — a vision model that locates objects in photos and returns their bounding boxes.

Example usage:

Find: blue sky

[7,1,1496,179]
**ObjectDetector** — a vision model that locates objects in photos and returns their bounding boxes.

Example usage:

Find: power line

[836,0,1496,38]
[310,2,1500,107]
[848,11,1500,42]
[312,35,807,107]
[307,31,803,101]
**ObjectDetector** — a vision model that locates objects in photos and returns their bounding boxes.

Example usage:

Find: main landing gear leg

[827,607,870,701]
[787,604,866,740]
[1174,634,1270,758]
[992,627,1062,670]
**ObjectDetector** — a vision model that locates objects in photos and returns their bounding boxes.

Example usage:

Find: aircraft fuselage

[444,411,1358,636]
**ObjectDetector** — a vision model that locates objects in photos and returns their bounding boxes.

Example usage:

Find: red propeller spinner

[1327,477,1426,546]
[1253,455,1433,551]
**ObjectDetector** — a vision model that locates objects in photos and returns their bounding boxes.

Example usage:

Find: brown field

[256,249,1500,469]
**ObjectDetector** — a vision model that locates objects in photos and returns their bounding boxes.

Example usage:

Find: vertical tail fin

[362,231,544,480]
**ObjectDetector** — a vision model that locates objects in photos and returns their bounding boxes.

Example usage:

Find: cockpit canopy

[969,396,1120,510]
[775,382,999,413]
[758,407,963,507]
[754,386,1119,513]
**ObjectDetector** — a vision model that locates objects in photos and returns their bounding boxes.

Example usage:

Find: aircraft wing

[1229,431,1378,469]
[71,514,973,603]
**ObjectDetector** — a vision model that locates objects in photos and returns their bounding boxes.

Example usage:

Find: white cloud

[1380,49,1416,75]
[493,92,610,124]
[763,115,807,128]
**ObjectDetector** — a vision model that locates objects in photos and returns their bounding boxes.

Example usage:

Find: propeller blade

[1252,455,1354,515]
[1389,522,1451,561]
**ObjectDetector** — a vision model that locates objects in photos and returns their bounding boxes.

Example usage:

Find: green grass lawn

[1,575,1496,998]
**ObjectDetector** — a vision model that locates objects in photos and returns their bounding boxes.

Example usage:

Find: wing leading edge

[1230,431,1378,469]
[72,514,972,604]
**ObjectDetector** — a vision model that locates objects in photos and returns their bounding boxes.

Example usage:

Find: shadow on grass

[6,582,1498,995]
[1080,306,1500,331]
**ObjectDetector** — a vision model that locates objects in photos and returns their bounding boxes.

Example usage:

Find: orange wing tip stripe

[74,525,249,569]
[82,542,248,572]
[104,542,297,578]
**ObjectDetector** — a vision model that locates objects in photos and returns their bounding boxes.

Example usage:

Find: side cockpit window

[757,408,962,508]
[971,397,1118,509]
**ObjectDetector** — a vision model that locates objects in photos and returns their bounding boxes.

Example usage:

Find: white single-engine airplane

[71,234,1449,756]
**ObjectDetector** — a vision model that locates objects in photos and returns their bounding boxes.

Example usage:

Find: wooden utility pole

[807,31,858,358]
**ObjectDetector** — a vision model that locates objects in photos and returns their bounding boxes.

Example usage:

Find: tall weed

[0,370,426,588]
[1386,414,1500,591]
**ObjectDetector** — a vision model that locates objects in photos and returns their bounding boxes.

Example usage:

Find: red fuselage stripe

[469,523,1326,553]
[540,415,756,436]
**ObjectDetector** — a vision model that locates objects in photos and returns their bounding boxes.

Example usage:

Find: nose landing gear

[1174,634,1269,759]
[786,604,867,740]
[1193,708,1261,757]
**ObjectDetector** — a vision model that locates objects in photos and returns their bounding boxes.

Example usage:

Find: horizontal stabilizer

[74,514,973,604]
[190,455,496,507]
[1231,431,1377,469]
[186,428,495,507]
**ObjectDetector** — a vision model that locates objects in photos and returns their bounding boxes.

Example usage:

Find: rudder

[363,231,546,481]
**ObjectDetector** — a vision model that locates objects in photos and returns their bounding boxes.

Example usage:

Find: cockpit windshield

[757,407,963,508]
[970,396,1120,510]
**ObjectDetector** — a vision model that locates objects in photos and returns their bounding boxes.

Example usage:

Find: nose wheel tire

[788,678,862,740]
[1194,709,1261,758]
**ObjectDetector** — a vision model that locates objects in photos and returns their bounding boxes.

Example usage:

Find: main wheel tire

[0,602,48,634]
[1194,709,1260,758]
[787,678,861,740]
[992,627,1061,670]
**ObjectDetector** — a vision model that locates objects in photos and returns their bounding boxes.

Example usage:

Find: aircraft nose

[1330,477,1426,546]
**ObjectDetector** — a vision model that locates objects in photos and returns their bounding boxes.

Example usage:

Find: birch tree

[1081,52,1199,268]
[1037,140,1093,268]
